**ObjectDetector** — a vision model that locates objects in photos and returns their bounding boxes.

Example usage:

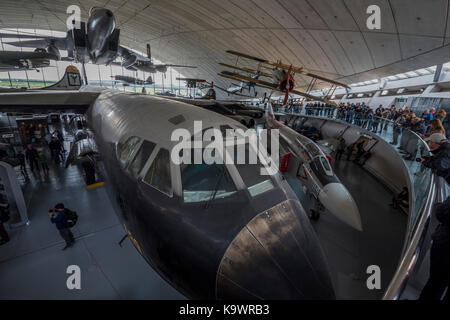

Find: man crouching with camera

[48,203,75,250]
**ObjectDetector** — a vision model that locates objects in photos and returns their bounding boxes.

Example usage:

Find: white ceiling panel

[333,31,375,73]
[308,30,354,76]
[399,35,444,59]
[389,0,447,37]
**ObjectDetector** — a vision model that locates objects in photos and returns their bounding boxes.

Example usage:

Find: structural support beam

[433,64,443,83]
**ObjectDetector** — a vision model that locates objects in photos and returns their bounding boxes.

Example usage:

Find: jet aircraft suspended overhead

[218,50,350,105]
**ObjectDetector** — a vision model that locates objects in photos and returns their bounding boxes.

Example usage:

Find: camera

[416,158,422,162]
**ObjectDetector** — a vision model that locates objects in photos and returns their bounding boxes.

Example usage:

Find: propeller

[281,65,294,105]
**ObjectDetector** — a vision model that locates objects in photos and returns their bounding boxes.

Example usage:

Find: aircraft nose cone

[216,200,335,300]
[319,182,362,231]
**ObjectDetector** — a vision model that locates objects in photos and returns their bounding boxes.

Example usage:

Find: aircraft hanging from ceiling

[111,75,153,86]
[175,76,258,99]
[176,77,216,99]
[218,50,350,105]
[0,49,58,72]
[0,7,197,74]
[0,66,336,300]
[218,62,271,97]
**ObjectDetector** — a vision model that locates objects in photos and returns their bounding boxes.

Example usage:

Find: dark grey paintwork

[0,86,335,299]
[0,50,57,71]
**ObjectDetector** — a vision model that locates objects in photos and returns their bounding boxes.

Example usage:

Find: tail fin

[146,44,151,60]
[146,75,153,84]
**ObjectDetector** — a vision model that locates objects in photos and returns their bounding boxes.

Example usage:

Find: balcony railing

[259,104,440,300]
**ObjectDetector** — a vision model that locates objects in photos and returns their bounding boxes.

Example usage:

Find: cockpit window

[118,136,141,168]
[320,156,332,173]
[143,148,172,196]
[127,140,156,178]
[234,144,274,197]
[181,163,236,203]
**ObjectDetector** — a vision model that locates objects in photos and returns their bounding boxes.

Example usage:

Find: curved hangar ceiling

[1,0,450,92]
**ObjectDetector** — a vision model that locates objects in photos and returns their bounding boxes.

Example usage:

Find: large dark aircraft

[0,67,336,300]
[0,49,58,72]
[1,8,196,74]
[111,75,153,86]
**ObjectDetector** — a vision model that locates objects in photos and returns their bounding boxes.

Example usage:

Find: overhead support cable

[433,64,443,83]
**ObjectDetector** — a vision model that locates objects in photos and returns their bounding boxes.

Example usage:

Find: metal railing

[256,104,440,300]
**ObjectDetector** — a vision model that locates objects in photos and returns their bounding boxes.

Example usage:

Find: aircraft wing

[0,33,50,39]
[218,63,272,78]
[4,38,68,50]
[0,50,58,60]
[0,50,59,69]
[0,90,99,114]
[213,84,257,98]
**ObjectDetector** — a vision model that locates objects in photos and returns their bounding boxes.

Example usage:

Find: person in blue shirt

[49,203,75,250]
[422,109,434,128]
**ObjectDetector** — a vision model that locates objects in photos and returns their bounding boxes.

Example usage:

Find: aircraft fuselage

[85,91,336,299]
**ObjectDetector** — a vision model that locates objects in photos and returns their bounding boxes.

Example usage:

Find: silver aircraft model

[266,102,363,231]
[1,8,196,73]
[0,49,58,72]
[117,44,197,74]
[111,75,153,86]
[0,66,336,300]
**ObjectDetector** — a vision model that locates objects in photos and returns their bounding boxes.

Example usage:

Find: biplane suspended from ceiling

[176,78,216,99]
[176,77,256,99]
[218,50,350,106]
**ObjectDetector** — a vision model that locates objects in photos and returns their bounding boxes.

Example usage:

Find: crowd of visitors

[17,128,65,177]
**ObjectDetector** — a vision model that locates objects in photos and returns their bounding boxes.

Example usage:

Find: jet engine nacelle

[122,54,137,68]
[46,45,61,60]
[156,65,168,73]
[87,7,115,59]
